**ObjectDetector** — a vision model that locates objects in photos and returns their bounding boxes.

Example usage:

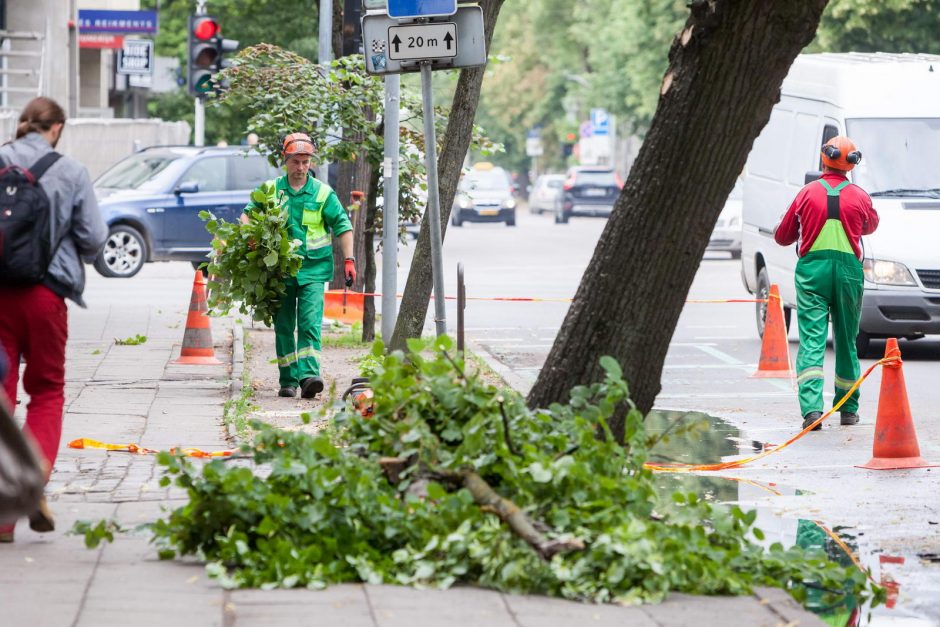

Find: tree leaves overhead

[477,0,940,172]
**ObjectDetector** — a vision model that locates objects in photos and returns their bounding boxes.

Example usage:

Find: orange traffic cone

[860,338,932,470]
[751,284,794,378]
[324,289,364,325]
[172,271,222,365]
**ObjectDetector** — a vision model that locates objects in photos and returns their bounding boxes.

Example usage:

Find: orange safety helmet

[282,132,315,159]
[821,135,862,172]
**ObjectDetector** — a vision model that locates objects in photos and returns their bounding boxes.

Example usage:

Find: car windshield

[575,170,615,186]
[96,152,182,191]
[847,118,940,198]
[546,178,563,188]
[461,169,510,192]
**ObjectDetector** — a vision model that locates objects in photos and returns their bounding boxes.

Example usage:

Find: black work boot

[840,411,860,425]
[278,386,296,398]
[300,376,325,399]
[802,411,823,431]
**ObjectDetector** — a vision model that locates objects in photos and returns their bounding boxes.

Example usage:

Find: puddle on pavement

[645,409,938,626]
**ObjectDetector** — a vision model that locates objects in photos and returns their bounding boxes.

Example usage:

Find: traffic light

[187,15,239,97]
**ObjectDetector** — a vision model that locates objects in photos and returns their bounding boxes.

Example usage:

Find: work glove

[344,257,357,287]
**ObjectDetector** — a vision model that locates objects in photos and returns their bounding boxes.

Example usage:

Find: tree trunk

[362,164,381,342]
[388,0,506,352]
[525,1,829,442]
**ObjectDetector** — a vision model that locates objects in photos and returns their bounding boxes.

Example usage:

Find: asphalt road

[386,203,940,626]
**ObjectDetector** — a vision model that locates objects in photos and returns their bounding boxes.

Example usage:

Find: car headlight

[863,259,917,286]
[502,198,516,210]
[458,196,473,209]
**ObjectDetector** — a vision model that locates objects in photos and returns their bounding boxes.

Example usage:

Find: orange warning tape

[342,291,766,304]
[67,438,234,459]
[645,355,900,473]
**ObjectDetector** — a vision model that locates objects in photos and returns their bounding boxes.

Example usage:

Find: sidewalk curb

[225,321,246,442]
[467,338,532,395]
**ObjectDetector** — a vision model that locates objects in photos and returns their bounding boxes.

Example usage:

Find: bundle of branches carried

[201,182,303,327]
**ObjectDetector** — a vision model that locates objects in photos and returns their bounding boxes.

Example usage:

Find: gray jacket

[0,133,107,307]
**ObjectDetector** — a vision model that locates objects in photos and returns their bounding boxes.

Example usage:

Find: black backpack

[0,151,63,285]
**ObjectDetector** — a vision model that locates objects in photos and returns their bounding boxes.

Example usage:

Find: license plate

[478,209,499,216]
[583,188,607,196]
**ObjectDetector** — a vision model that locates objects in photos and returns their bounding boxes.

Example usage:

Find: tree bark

[388,0,506,352]
[525,1,829,442]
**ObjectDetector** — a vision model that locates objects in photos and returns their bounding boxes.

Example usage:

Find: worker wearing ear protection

[774,136,880,431]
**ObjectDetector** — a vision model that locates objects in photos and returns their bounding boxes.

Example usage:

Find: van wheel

[451,212,463,227]
[856,331,871,358]
[94,224,147,278]
[756,267,792,337]
[191,261,209,277]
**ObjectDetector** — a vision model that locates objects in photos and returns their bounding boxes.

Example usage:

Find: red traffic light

[193,17,219,41]
[565,132,577,142]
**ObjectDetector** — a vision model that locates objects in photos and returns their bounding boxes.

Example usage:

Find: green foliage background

[474,0,940,175]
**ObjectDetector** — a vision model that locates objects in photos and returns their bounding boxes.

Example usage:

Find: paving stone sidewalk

[0,278,822,626]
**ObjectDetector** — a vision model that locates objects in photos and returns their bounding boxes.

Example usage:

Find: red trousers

[0,285,68,471]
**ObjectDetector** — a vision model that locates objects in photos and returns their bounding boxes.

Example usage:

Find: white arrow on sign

[387,22,457,61]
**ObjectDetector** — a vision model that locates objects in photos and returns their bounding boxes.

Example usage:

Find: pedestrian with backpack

[0,96,107,542]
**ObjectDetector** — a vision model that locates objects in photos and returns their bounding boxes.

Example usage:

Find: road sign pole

[420,61,447,337]
[381,73,400,343]
[194,97,205,146]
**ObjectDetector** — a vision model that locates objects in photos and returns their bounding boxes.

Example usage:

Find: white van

[741,52,940,356]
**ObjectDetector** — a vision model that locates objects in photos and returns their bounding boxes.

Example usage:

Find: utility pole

[317,0,332,182]
[381,73,400,342]
[193,0,207,147]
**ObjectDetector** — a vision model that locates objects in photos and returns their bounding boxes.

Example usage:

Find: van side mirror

[804,171,822,185]
[174,181,199,195]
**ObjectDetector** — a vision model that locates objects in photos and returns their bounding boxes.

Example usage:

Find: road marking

[669,342,717,347]
[684,325,738,329]
[692,344,795,392]
[663,363,758,370]
[658,392,796,399]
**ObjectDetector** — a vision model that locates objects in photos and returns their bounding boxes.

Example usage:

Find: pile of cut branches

[82,337,882,610]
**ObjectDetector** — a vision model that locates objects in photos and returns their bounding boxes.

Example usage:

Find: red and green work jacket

[245,174,352,284]
[774,172,879,258]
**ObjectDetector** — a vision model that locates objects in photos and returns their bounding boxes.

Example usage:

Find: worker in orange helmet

[242,132,355,399]
[774,136,879,431]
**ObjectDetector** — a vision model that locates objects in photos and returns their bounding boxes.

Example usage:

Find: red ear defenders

[822,143,862,165]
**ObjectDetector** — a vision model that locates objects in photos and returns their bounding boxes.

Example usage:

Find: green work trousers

[274,278,324,388]
[794,250,864,416]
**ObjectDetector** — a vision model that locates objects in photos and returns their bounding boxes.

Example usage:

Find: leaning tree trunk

[526,0,829,442]
[388,0,506,352]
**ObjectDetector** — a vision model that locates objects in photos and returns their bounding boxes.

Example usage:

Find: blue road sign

[387,0,457,19]
[78,9,158,34]
[591,108,610,136]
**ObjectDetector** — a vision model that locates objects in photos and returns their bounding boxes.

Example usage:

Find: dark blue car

[93,146,280,277]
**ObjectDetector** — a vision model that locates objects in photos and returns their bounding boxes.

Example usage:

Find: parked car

[528,173,565,214]
[555,166,622,224]
[741,52,940,355]
[707,177,744,259]
[93,146,280,278]
[451,163,516,227]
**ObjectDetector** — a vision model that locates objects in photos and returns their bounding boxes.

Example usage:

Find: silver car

[528,174,565,214]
